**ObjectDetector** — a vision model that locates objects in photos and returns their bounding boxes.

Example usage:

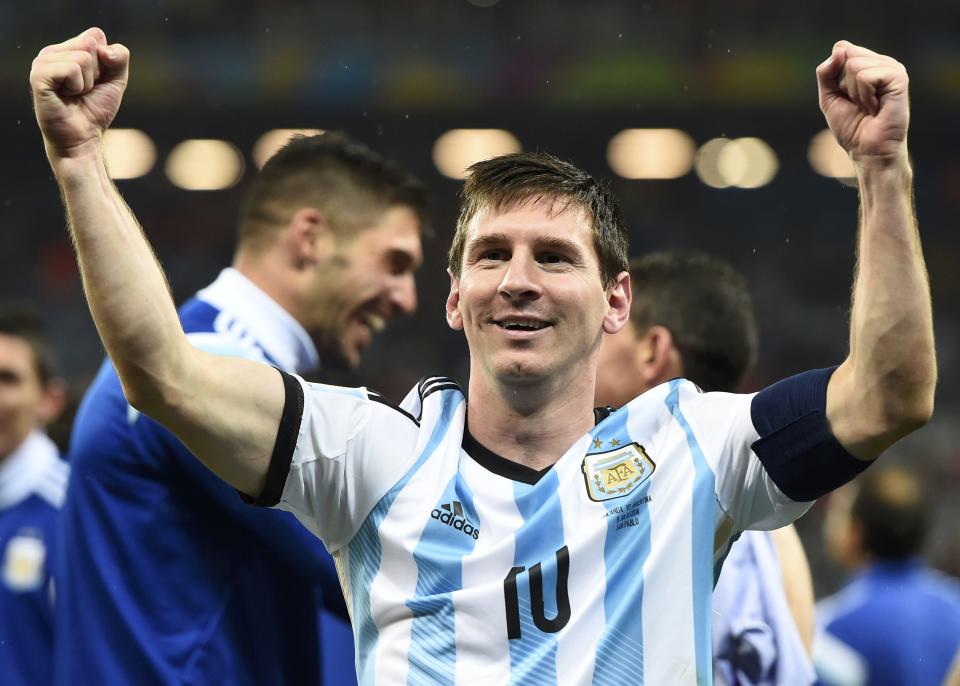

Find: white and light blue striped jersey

[260,371,827,686]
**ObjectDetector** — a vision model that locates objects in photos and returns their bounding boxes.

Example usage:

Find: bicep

[151,350,285,498]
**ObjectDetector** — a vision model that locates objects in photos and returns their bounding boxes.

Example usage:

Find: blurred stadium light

[808,129,857,186]
[607,128,695,180]
[103,129,156,181]
[165,139,246,191]
[432,129,522,179]
[695,138,734,188]
[253,129,326,169]
[720,137,779,189]
[696,137,778,189]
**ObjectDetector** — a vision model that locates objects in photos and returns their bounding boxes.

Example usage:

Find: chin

[492,357,554,385]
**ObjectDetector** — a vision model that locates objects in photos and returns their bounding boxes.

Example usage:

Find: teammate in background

[0,309,68,686]
[594,250,816,685]
[53,129,424,684]
[815,467,960,686]
[31,31,935,684]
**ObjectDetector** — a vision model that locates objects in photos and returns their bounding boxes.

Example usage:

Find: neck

[233,253,301,322]
[466,362,599,472]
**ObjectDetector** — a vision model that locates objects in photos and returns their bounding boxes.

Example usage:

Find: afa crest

[2,534,46,592]
[581,443,655,502]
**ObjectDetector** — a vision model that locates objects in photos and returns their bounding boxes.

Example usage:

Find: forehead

[466,197,594,249]
[0,334,38,374]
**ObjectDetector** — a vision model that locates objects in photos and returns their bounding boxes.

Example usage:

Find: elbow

[879,381,936,442]
[115,355,191,422]
[118,371,173,419]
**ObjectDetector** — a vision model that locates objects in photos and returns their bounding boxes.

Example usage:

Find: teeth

[365,314,386,332]
[502,320,546,330]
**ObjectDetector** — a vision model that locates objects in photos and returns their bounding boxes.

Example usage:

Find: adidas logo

[430,501,480,540]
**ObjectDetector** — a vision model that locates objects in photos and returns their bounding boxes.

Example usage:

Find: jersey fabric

[712,530,815,685]
[258,368,865,686]
[814,558,960,686]
[0,431,68,686]
[55,268,355,686]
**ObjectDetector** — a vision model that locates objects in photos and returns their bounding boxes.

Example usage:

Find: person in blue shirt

[56,133,426,685]
[596,251,816,685]
[0,309,69,686]
[815,466,960,686]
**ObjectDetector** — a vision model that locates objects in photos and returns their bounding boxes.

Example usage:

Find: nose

[498,252,542,302]
[389,273,417,315]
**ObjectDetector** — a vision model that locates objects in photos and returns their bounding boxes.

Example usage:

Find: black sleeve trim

[750,366,871,503]
[368,392,420,426]
[241,368,304,507]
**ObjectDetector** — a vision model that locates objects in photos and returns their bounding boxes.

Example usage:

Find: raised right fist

[30,27,129,161]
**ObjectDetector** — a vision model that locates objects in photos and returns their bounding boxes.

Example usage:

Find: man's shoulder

[178,296,220,334]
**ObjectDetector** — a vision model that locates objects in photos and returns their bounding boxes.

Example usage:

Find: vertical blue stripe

[591,407,653,686]
[508,470,565,685]
[347,390,463,686]
[405,473,480,685]
[665,380,716,686]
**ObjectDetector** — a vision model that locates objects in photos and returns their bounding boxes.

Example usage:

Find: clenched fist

[816,41,909,165]
[30,27,129,161]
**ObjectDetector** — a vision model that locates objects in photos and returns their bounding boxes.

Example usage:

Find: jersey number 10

[503,545,571,640]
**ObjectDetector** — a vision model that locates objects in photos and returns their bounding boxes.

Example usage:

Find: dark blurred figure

[815,467,960,686]
[0,309,68,686]
[56,133,426,686]
[596,250,816,686]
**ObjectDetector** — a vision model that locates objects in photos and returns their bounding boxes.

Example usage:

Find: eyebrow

[465,232,584,256]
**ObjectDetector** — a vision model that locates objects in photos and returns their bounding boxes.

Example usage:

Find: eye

[481,249,508,262]
[386,250,415,276]
[539,253,568,265]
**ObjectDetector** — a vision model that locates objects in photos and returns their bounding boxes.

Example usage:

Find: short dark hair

[629,250,757,392]
[448,152,629,286]
[238,132,427,249]
[0,308,57,384]
[851,467,929,559]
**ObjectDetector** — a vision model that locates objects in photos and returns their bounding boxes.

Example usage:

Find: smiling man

[32,30,935,685]
[55,130,425,684]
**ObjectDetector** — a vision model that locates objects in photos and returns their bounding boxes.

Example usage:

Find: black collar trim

[462,406,616,485]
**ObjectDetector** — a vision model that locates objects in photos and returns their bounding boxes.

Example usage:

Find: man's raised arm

[30,28,283,496]
[818,41,936,459]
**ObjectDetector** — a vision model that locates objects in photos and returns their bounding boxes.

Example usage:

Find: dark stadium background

[2,0,958,597]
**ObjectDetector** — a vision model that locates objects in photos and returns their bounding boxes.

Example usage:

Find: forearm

[831,156,936,454]
[52,150,190,411]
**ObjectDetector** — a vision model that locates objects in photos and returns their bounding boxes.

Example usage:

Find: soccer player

[0,309,68,686]
[595,250,816,685]
[51,121,424,682]
[814,467,960,686]
[31,30,935,684]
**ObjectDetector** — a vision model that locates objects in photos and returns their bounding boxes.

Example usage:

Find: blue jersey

[0,431,67,686]
[55,269,356,685]
[815,558,960,686]
[257,367,866,685]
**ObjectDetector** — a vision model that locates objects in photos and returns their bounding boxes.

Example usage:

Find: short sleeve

[676,367,869,531]
[265,373,422,552]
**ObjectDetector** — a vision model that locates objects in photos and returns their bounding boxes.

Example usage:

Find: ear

[39,377,68,426]
[285,207,335,269]
[601,270,632,335]
[445,269,464,331]
[635,325,684,386]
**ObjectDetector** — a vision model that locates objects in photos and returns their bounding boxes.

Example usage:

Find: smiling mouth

[363,312,387,332]
[493,319,552,332]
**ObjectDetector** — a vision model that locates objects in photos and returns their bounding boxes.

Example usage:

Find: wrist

[852,147,911,176]
[47,142,107,186]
